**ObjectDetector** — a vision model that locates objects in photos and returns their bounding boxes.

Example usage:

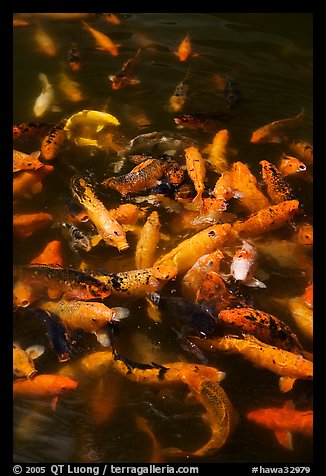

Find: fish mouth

[118,243,129,251]
[27,369,38,379]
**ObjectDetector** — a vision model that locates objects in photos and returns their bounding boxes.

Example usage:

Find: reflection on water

[13,12,313,464]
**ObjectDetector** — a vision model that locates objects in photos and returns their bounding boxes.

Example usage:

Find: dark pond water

[13,12,313,465]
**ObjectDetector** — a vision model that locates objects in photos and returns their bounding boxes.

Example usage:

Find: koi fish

[13,213,53,239]
[246,401,313,450]
[195,271,233,313]
[278,154,307,176]
[260,160,296,204]
[13,343,44,378]
[192,334,313,392]
[154,223,232,275]
[174,111,231,132]
[286,139,313,166]
[294,223,313,245]
[38,300,129,346]
[88,374,119,424]
[184,146,206,206]
[231,161,270,213]
[13,374,78,410]
[163,157,185,185]
[13,165,54,200]
[70,175,129,251]
[181,250,224,300]
[37,309,71,362]
[168,70,191,112]
[232,200,300,237]
[82,21,120,56]
[102,159,165,195]
[33,73,56,118]
[13,264,111,301]
[102,13,121,25]
[163,375,237,457]
[230,241,266,288]
[174,34,195,62]
[212,171,235,210]
[135,416,165,463]
[277,296,313,342]
[148,293,216,337]
[58,72,85,102]
[68,41,81,72]
[53,222,92,253]
[13,150,43,173]
[40,124,68,161]
[94,265,177,298]
[30,240,64,266]
[13,122,53,141]
[202,129,230,175]
[135,211,161,269]
[224,75,242,110]
[109,49,141,90]
[250,109,304,143]
[34,25,58,57]
[13,280,39,308]
[216,308,304,354]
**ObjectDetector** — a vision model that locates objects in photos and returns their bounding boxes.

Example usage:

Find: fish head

[54,376,78,393]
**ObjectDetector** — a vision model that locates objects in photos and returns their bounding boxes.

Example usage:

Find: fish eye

[92,318,97,322]
[208,230,216,237]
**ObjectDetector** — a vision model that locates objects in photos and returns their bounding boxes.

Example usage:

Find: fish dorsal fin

[283,400,295,410]
[274,430,293,450]
[26,344,45,360]
[51,396,59,411]
[279,376,295,393]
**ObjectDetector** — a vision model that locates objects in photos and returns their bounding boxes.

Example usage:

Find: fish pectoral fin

[129,79,141,85]
[108,75,115,82]
[274,430,293,450]
[185,390,198,405]
[279,376,295,393]
[89,234,103,247]
[94,328,111,347]
[244,277,267,288]
[26,344,45,360]
[96,46,106,51]
[51,396,59,411]
[51,105,62,113]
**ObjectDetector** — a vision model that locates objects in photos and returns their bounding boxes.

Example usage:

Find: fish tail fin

[297,107,305,120]
[111,307,130,322]
[274,430,293,450]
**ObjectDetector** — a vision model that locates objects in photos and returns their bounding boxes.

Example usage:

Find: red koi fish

[246,401,313,450]
[109,49,141,90]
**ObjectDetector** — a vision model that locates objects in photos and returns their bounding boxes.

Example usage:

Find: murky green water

[13,13,313,464]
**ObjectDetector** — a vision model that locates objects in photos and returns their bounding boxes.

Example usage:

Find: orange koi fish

[294,223,313,245]
[13,281,38,308]
[182,250,224,300]
[34,24,58,57]
[30,240,64,266]
[13,213,53,239]
[174,34,194,62]
[70,175,129,251]
[38,300,129,346]
[163,374,237,458]
[13,164,54,200]
[231,161,270,213]
[195,271,233,313]
[13,374,78,410]
[230,241,266,288]
[13,122,52,141]
[246,401,313,450]
[13,343,44,378]
[102,159,165,196]
[13,264,112,301]
[184,146,206,206]
[88,374,119,424]
[108,203,145,225]
[82,21,120,56]
[94,265,177,298]
[250,109,304,143]
[168,70,191,113]
[13,150,43,173]
[192,334,313,392]
[68,41,81,72]
[41,124,68,161]
[278,154,307,176]
[58,72,85,102]
[232,200,300,237]
[135,416,166,463]
[202,129,230,174]
[135,211,162,269]
[216,308,304,354]
[154,223,232,275]
[109,49,141,90]
[212,171,235,210]
[260,160,296,204]
[102,13,121,25]
[286,139,313,166]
